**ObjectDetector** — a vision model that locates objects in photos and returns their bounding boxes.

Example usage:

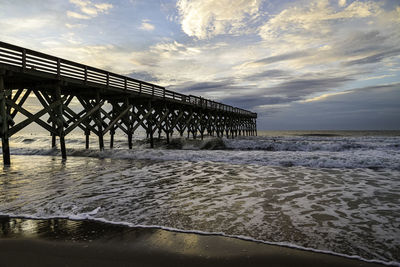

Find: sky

[0,0,399,130]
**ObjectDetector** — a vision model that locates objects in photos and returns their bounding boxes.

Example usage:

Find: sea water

[0,130,399,265]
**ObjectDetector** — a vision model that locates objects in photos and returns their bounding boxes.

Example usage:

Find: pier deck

[0,41,257,165]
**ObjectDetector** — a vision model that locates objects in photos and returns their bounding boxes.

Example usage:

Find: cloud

[238,0,400,81]
[343,48,400,66]
[0,17,50,33]
[221,95,294,111]
[260,83,400,130]
[68,0,112,19]
[129,40,243,86]
[177,80,234,92]
[259,0,385,53]
[364,74,396,81]
[243,69,291,81]
[171,73,355,112]
[300,91,351,103]
[67,11,91,19]
[244,50,312,68]
[1,0,399,130]
[215,75,354,112]
[128,70,159,83]
[259,0,382,48]
[65,23,86,29]
[265,76,354,99]
[177,0,261,39]
[139,20,155,31]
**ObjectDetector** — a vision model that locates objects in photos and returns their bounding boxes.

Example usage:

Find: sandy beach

[0,216,385,267]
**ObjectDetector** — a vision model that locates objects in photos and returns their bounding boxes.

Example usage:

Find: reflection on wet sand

[0,217,384,267]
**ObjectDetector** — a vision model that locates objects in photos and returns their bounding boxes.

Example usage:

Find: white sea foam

[6,133,400,170]
[1,133,400,264]
[6,145,400,170]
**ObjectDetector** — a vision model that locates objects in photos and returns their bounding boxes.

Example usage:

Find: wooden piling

[0,75,10,165]
[165,112,170,144]
[51,123,56,148]
[110,128,114,149]
[55,84,66,160]
[148,102,154,148]
[127,103,133,149]
[96,91,104,150]
[85,130,90,149]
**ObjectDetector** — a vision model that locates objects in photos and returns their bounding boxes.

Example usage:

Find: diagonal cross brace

[62,106,99,136]
[64,101,104,135]
[100,109,128,134]
[11,89,31,119]
[132,108,154,132]
[103,104,132,135]
[7,97,67,136]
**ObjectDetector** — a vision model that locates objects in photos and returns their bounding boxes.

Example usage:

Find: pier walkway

[0,41,257,165]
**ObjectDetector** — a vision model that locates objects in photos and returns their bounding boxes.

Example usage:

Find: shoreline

[0,216,389,267]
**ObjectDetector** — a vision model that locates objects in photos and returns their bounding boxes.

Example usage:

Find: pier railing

[0,41,256,118]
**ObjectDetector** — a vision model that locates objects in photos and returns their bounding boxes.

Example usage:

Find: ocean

[1,130,399,265]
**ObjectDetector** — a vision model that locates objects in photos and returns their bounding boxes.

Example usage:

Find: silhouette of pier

[0,41,257,165]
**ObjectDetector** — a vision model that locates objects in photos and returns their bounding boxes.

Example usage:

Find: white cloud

[177,0,261,39]
[44,44,136,75]
[259,0,382,45]
[300,91,350,103]
[236,0,400,75]
[68,0,112,19]
[139,20,155,31]
[128,40,249,88]
[0,17,49,33]
[65,23,86,29]
[364,74,396,80]
[338,0,346,7]
[67,11,91,19]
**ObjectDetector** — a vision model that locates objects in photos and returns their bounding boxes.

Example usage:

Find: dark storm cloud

[128,71,159,83]
[244,69,291,81]
[181,80,234,91]
[173,80,246,94]
[218,76,352,111]
[266,76,354,98]
[259,83,400,130]
[341,83,400,110]
[251,50,311,65]
[173,74,355,112]
[343,48,400,66]
[220,95,294,110]
[338,30,389,55]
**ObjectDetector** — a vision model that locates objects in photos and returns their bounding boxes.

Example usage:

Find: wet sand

[0,216,385,267]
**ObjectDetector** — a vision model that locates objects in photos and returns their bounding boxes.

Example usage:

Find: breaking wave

[4,133,400,170]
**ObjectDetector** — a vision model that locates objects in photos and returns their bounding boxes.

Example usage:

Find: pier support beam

[85,130,90,149]
[255,119,257,136]
[163,106,170,144]
[96,91,104,150]
[0,75,10,165]
[54,85,67,160]
[125,101,135,149]
[148,102,154,148]
[110,128,114,149]
[127,106,133,149]
[51,122,56,148]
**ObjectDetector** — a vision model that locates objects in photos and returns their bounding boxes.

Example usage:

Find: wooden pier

[0,41,257,165]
